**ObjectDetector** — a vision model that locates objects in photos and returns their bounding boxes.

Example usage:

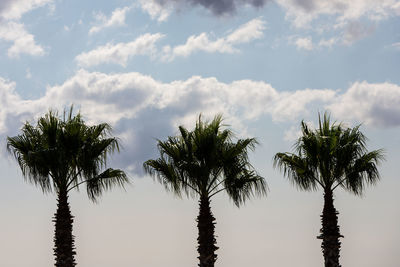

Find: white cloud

[0,21,44,58]
[328,81,400,127]
[163,33,236,60]
[138,0,172,22]
[0,77,43,133]
[75,33,165,67]
[0,0,50,58]
[226,17,267,44]
[77,18,266,66]
[294,36,313,50]
[163,18,266,61]
[89,6,131,35]
[271,89,336,121]
[290,25,374,50]
[1,71,399,172]
[0,70,336,170]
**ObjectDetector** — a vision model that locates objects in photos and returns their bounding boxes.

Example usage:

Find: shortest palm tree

[7,107,128,267]
[144,114,267,267]
[274,113,384,267]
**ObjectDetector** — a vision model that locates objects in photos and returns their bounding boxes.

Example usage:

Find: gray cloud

[154,0,270,16]
[342,21,375,45]
[0,0,52,21]
[0,0,13,14]
[288,0,316,12]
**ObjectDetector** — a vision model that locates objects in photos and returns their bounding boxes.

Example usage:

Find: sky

[0,0,399,266]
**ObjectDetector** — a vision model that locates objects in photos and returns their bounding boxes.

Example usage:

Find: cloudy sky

[0,0,399,266]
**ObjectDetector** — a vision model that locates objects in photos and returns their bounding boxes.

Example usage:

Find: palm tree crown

[274,113,384,194]
[144,114,267,205]
[7,108,128,200]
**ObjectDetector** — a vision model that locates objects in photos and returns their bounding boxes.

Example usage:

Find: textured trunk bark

[318,189,343,267]
[53,191,76,267]
[197,196,218,267]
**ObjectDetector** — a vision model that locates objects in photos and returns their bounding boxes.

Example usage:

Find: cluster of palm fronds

[7,107,383,267]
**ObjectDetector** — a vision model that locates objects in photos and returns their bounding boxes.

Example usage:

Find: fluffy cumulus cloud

[163,18,266,60]
[140,0,271,17]
[0,0,50,57]
[75,33,164,67]
[0,70,338,173]
[329,81,400,127]
[1,71,399,173]
[89,6,131,34]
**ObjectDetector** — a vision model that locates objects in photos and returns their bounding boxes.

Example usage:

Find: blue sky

[0,0,399,266]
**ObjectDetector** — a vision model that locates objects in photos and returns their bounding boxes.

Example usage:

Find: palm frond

[273,152,318,191]
[144,114,267,205]
[343,149,385,195]
[86,168,129,202]
[7,105,128,200]
[274,111,384,195]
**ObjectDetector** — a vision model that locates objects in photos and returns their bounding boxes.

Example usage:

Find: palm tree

[274,113,384,267]
[7,107,128,267]
[144,115,267,267]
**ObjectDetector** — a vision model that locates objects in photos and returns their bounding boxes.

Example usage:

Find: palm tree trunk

[53,190,76,267]
[318,189,343,267]
[197,196,218,267]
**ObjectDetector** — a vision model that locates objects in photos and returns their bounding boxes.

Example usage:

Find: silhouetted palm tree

[7,107,128,267]
[144,114,267,267]
[274,113,384,267]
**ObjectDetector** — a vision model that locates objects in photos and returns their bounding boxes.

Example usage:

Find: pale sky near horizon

[0,0,399,266]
